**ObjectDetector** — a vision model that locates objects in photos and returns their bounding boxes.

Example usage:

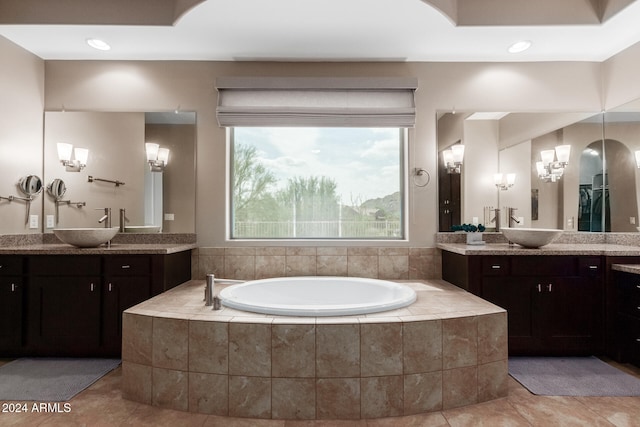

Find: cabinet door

[30,277,101,355]
[102,276,151,355]
[0,278,23,355]
[482,277,543,354]
[541,277,602,355]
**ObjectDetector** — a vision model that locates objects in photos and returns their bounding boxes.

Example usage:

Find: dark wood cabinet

[0,250,191,357]
[442,252,604,355]
[103,256,153,355]
[0,256,25,355]
[613,270,640,365]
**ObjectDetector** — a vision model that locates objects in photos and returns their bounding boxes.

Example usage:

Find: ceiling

[1,0,640,62]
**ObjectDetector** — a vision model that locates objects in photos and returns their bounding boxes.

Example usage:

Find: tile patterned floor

[0,359,639,426]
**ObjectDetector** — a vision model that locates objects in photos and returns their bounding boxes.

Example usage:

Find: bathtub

[219,276,417,316]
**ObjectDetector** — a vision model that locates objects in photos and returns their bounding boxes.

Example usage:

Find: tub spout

[205,274,215,306]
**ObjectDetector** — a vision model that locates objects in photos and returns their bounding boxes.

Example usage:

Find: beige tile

[255,255,286,279]
[316,378,361,420]
[316,323,360,377]
[378,255,409,279]
[508,394,615,426]
[189,320,228,374]
[443,366,478,410]
[348,255,378,278]
[121,361,152,404]
[188,372,228,415]
[152,317,189,371]
[403,319,443,374]
[443,397,531,426]
[228,376,271,418]
[198,247,225,256]
[285,255,316,276]
[361,376,403,418]
[348,247,378,256]
[477,360,508,402]
[409,250,436,280]
[286,247,316,256]
[443,316,478,369]
[256,246,286,256]
[122,313,152,365]
[404,371,443,415]
[379,247,409,256]
[199,255,225,279]
[272,378,316,419]
[224,255,255,280]
[477,312,508,364]
[152,367,188,411]
[317,247,347,256]
[229,322,271,376]
[573,396,640,426]
[367,412,449,426]
[317,255,348,276]
[361,322,403,376]
[272,323,315,377]
[225,247,256,256]
[122,404,208,426]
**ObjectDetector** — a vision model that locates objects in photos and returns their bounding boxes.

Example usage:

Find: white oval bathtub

[219,276,417,316]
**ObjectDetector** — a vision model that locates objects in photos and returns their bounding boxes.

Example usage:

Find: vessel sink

[501,227,562,248]
[53,227,119,248]
[124,225,161,233]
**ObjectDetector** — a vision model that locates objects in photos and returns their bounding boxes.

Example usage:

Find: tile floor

[1,358,640,426]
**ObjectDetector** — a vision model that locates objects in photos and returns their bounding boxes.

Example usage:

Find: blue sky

[234,127,402,204]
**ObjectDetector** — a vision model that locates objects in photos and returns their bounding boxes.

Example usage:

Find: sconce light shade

[57,142,88,171]
[635,150,640,168]
[145,143,160,162]
[442,149,454,168]
[538,144,571,182]
[555,145,571,164]
[536,161,545,176]
[493,173,503,185]
[57,143,73,162]
[540,149,556,165]
[146,142,170,172]
[442,144,464,174]
[506,173,516,186]
[450,144,465,163]
[495,172,516,190]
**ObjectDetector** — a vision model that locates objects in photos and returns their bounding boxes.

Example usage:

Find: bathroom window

[230,127,405,239]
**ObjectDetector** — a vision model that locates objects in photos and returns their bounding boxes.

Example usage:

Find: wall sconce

[537,144,571,182]
[57,143,89,172]
[442,144,465,174]
[146,142,170,172]
[494,173,516,190]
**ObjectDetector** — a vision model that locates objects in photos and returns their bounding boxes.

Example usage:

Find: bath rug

[0,357,121,401]
[509,356,640,396]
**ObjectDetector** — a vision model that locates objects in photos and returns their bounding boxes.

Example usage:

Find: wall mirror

[438,106,640,233]
[43,111,196,233]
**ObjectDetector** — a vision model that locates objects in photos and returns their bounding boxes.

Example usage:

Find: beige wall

[41,60,605,247]
[0,37,44,234]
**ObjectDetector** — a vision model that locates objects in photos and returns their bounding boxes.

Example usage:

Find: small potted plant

[451,223,486,245]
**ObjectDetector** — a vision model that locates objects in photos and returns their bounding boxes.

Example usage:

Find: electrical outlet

[46,215,55,228]
[567,217,573,228]
[631,217,636,225]
[164,213,175,221]
[29,214,39,229]
[472,216,479,224]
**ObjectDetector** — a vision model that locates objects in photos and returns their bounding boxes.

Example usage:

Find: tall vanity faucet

[508,207,521,228]
[96,208,112,228]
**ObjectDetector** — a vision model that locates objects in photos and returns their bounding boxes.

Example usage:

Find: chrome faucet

[508,207,521,228]
[119,208,126,232]
[96,207,112,228]
[491,208,501,232]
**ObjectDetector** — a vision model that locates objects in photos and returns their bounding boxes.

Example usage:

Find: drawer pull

[121,265,131,269]
[108,283,113,292]
[11,283,16,292]
[547,283,553,292]
[90,283,95,292]
[589,265,598,269]
[491,265,501,269]
[537,284,542,293]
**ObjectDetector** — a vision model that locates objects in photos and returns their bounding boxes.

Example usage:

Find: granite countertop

[437,242,640,256]
[0,242,197,255]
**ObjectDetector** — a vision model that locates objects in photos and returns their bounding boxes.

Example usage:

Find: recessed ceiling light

[508,40,532,54]
[86,38,111,51]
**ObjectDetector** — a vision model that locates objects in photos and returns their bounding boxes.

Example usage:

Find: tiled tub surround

[192,246,441,281]
[121,279,507,420]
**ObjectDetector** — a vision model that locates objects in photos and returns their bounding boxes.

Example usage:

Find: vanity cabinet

[612,270,640,365]
[102,255,153,355]
[0,256,25,355]
[442,252,604,355]
[0,250,191,357]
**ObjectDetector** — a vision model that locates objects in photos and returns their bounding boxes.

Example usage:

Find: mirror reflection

[43,111,196,233]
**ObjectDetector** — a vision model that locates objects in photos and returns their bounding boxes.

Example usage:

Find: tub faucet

[491,208,501,232]
[205,274,215,307]
[508,207,521,228]
[96,207,112,228]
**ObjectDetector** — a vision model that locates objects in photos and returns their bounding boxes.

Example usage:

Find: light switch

[164,213,175,221]
[631,217,636,225]
[46,215,55,228]
[29,215,39,229]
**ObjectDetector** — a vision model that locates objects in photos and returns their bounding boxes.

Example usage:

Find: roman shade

[215,77,418,127]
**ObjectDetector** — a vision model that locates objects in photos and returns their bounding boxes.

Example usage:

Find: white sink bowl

[124,225,161,233]
[501,227,562,248]
[54,227,119,248]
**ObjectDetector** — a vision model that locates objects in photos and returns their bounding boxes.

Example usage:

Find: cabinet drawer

[510,256,578,276]
[617,313,640,364]
[618,280,640,318]
[482,257,509,275]
[105,256,151,276]
[0,256,23,276]
[29,256,101,276]
[579,257,602,277]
